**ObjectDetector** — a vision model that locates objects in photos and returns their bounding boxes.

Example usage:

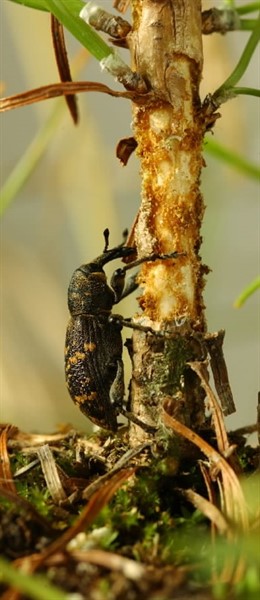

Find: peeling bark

[127,0,208,443]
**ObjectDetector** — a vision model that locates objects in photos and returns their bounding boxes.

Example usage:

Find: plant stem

[128,0,206,443]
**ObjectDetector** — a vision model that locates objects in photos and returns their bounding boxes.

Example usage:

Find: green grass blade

[240,17,260,29]
[0,557,67,600]
[8,0,48,11]
[0,100,66,217]
[234,276,260,307]
[233,86,260,97]
[236,2,260,15]
[205,138,260,180]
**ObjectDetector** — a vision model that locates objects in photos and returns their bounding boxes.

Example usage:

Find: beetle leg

[111,272,138,303]
[110,357,125,412]
[109,314,167,337]
[120,273,139,300]
[120,406,157,433]
[111,250,185,302]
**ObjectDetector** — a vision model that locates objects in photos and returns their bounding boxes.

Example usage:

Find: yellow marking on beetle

[84,342,96,352]
[69,351,86,364]
[75,392,97,403]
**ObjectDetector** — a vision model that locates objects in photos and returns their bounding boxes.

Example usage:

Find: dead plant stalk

[128,0,206,442]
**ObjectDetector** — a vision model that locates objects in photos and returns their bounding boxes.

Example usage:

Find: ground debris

[0,423,259,599]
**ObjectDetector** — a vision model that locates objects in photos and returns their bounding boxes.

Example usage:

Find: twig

[37,445,67,503]
[204,330,236,416]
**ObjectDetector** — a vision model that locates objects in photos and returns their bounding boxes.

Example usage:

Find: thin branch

[212,17,260,105]
[202,8,260,33]
[202,8,240,34]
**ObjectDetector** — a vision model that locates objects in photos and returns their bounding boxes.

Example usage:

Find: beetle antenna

[103,228,110,252]
[121,229,128,244]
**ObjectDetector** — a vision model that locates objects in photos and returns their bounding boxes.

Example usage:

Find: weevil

[65,230,182,431]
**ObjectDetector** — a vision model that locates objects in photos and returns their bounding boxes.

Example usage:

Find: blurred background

[1,0,259,436]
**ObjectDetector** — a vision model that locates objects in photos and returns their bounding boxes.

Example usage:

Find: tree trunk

[127,0,208,444]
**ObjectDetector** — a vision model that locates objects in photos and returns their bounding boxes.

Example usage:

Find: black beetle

[65,230,181,431]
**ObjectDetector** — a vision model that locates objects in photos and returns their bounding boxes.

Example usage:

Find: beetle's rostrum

[65,232,183,431]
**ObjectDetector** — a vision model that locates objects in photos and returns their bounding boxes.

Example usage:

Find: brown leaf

[187,360,231,457]
[0,81,135,113]
[0,425,17,493]
[181,488,229,534]
[162,402,249,531]
[116,136,137,165]
[51,15,78,124]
